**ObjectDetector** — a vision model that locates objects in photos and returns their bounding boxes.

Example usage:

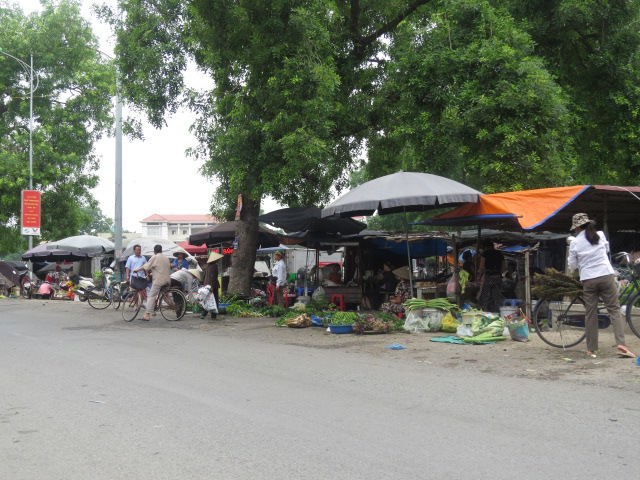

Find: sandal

[586,351,597,358]
[617,346,636,358]
[141,315,150,321]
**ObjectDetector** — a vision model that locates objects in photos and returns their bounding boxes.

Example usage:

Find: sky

[21,0,283,232]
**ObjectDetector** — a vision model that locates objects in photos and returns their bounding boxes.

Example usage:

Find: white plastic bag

[403,310,432,333]
[312,286,325,302]
[456,325,473,337]
[196,286,218,313]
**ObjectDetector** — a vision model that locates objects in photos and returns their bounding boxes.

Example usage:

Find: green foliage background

[0,0,117,255]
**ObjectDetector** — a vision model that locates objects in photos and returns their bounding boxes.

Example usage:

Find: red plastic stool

[331,294,346,311]
[267,284,275,305]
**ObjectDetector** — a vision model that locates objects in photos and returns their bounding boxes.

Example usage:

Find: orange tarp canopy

[433,186,589,230]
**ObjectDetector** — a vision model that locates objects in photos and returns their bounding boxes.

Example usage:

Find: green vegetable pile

[404,297,458,312]
[329,311,358,326]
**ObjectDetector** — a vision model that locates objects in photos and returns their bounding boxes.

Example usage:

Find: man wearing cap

[204,251,223,318]
[272,250,288,307]
[135,244,172,321]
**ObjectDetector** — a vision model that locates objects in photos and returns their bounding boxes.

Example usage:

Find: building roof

[141,214,218,223]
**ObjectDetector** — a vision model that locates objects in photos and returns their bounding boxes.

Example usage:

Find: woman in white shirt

[271,250,288,307]
[567,213,635,358]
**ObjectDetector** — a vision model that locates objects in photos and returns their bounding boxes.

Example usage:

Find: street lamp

[95,48,123,267]
[0,49,38,250]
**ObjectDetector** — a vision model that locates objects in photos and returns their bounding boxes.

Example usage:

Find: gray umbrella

[321,172,481,293]
[321,172,481,218]
[46,235,115,255]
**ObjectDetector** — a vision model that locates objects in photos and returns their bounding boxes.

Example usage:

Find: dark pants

[169,279,186,314]
[479,274,503,312]
[275,286,286,307]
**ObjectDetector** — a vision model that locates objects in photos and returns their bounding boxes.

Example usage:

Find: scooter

[69,274,96,302]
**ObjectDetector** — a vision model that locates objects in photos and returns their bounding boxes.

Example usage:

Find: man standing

[272,250,287,307]
[135,244,171,321]
[125,244,147,288]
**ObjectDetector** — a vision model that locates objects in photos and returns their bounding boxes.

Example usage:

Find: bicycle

[87,268,120,310]
[531,252,640,348]
[122,283,187,322]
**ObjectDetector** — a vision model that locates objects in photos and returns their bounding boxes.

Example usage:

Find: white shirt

[272,259,287,287]
[170,269,198,291]
[567,230,614,281]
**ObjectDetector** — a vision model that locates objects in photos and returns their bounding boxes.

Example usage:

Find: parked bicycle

[122,282,187,322]
[532,253,640,348]
[87,268,122,310]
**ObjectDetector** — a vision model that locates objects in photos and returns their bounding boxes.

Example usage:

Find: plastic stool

[267,284,275,305]
[503,299,523,308]
[283,293,291,308]
[331,294,346,311]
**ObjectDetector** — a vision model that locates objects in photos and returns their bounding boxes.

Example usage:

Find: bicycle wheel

[160,288,187,321]
[87,287,112,310]
[532,297,586,348]
[111,284,122,310]
[625,292,640,339]
[122,290,141,322]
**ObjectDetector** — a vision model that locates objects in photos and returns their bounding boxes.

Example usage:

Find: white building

[140,214,218,242]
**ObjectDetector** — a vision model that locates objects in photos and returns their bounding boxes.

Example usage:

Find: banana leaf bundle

[532,268,583,300]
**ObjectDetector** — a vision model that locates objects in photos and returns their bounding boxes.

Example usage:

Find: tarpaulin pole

[524,250,531,319]
[404,207,414,295]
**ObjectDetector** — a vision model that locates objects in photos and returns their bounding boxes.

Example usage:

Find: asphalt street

[1,299,639,480]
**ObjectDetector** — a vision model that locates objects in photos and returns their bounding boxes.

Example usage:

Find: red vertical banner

[234,193,243,221]
[21,190,41,235]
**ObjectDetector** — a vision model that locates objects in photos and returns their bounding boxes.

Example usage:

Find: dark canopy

[22,243,93,262]
[189,221,280,248]
[259,206,366,234]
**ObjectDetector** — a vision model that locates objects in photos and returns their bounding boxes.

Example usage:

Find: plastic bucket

[461,312,480,325]
[499,306,519,319]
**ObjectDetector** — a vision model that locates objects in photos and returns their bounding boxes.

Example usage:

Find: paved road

[1,300,638,479]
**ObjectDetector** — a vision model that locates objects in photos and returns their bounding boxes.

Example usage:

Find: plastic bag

[312,286,325,302]
[507,319,530,342]
[403,310,432,333]
[446,273,459,300]
[456,325,473,337]
[441,312,459,333]
[196,286,218,313]
[423,310,443,332]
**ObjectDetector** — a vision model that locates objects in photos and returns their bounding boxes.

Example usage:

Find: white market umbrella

[46,235,115,255]
[121,237,190,259]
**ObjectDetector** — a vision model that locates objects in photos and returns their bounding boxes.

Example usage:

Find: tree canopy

[0,0,115,255]
[110,0,640,290]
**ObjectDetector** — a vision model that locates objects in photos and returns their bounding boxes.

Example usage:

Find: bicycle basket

[130,276,149,290]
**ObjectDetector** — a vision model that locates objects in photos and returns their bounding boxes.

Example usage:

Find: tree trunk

[227,194,261,296]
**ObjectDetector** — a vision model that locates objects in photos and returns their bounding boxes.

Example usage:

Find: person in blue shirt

[125,244,147,285]
[171,251,189,271]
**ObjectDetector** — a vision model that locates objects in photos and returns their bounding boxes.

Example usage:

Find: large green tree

[111,0,640,291]
[111,0,433,293]
[0,0,115,255]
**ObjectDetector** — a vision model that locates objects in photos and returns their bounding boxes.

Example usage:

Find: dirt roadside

[7,298,640,393]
